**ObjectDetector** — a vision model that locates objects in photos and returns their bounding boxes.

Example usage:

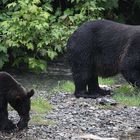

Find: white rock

[72,134,119,140]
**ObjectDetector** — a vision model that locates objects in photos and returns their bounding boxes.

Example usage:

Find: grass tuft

[30,97,53,125]
[99,77,116,85]
[113,85,140,106]
[31,97,53,114]
[51,80,74,93]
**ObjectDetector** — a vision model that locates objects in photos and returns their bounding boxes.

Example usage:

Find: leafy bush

[0,43,8,69]
[0,0,119,72]
[1,0,51,72]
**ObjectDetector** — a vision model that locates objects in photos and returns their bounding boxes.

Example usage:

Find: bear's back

[0,72,20,92]
[67,20,140,77]
[0,72,15,82]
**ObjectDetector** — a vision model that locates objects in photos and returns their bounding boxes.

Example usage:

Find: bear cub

[67,19,140,98]
[0,72,34,131]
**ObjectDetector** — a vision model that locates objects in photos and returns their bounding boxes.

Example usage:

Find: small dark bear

[0,72,34,131]
[67,19,140,98]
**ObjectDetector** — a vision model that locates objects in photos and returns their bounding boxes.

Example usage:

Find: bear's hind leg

[1,119,16,131]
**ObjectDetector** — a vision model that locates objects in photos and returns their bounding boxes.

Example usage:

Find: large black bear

[0,72,34,131]
[67,19,140,98]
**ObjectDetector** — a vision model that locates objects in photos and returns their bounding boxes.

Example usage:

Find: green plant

[1,0,51,72]
[31,97,53,125]
[0,44,8,69]
[0,0,121,72]
[99,77,116,85]
[113,85,140,106]
[51,80,74,93]
[31,97,52,114]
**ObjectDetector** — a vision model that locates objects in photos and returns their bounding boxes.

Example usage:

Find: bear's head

[8,87,34,130]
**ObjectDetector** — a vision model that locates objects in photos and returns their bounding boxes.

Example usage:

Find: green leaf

[64,9,74,16]
[7,2,17,9]
[42,12,50,19]
[2,0,9,4]
[47,49,57,60]
[0,53,8,69]
[29,5,38,13]
[27,43,34,50]
[29,58,46,72]
[32,0,40,4]
[0,44,7,53]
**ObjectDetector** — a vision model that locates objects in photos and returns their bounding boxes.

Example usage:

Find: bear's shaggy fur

[67,19,140,98]
[0,72,34,131]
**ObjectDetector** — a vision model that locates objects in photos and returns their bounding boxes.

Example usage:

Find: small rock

[96,97,117,106]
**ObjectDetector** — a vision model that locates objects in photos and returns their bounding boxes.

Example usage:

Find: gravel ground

[0,72,140,140]
[1,92,140,140]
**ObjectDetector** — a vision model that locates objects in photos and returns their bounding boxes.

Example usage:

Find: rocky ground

[0,71,140,140]
[1,92,140,140]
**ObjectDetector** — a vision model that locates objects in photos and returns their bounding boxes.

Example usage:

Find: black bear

[0,72,34,131]
[67,19,140,98]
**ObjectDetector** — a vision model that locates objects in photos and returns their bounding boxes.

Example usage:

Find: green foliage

[1,0,50,72]
[31,97,53,125]
[51,80,74,93]
[113,85,140,106]
[32,97,53,114]
[99,77,116,85]
[0,0,120,72]
[99,0,118,9]
[0,43,8,69]
[29,58,47,73]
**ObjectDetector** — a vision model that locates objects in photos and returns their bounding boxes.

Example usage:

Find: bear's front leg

[1,119,16,131]
[0,98,16,131]
[0,97,16,131]
[73,70,88,98]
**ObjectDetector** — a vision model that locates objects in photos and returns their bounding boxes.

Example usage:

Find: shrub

[0,0,118,72]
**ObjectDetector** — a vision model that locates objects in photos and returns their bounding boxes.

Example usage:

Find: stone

[96,97,117,106]
[71,134,119,140]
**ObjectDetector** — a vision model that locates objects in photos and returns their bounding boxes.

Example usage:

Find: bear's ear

[27,89,34,98]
